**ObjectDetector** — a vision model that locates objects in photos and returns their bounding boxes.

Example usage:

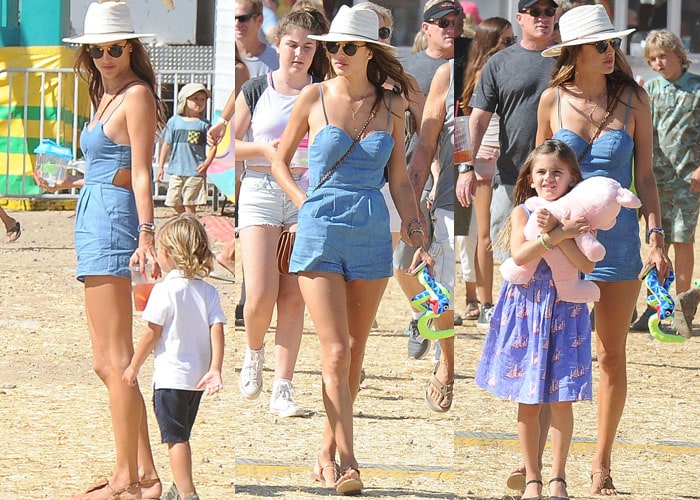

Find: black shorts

[153,388,203,444]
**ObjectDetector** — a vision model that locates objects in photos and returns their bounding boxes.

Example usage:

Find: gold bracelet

[539,233,554,250]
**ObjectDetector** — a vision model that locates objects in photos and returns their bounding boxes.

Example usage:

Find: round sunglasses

[520,6,557,17]
[88,42,128,59]
[325,41,366,56]
[588,37,622,54]
[378,27,391,40]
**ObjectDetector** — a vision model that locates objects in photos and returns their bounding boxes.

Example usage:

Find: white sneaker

[269,379,305,417]
[239,347,264,399]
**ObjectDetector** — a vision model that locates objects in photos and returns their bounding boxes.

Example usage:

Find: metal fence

[0,66,217,202]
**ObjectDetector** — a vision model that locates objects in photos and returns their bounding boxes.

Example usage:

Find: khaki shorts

[165,174,208,207]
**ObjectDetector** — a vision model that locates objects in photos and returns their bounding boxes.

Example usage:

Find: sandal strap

[526,479,543,486]
[549,477,567,487]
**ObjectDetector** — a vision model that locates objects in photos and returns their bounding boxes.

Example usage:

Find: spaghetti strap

[100,81,144,125]
[556,87,563,129]
[319,85,329,125]
[386,92,393,129]
[623,90,633,130]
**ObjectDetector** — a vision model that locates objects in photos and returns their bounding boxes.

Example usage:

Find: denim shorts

[153,388,203,444]
[237,170,302,230]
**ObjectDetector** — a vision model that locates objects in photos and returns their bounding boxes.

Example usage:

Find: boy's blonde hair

[157,214,214,279]
[644,29,690,72]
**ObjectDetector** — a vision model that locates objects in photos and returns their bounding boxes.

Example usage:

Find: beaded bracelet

[409,228,425,237]
[406,218,422,232]
[138,222,155,234]
[539,233,554,251]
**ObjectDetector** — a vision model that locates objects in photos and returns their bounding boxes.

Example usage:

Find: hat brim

[424,8,454,21]
[542,28,635,57]
[62,32,154,45]
[308,33,395,51]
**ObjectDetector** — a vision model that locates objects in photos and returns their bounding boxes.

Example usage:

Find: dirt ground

[1,205,699,499]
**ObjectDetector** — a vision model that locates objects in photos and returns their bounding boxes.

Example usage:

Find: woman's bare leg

[591,280,640,495]
[73,276,144,499]
[299,272,387,472]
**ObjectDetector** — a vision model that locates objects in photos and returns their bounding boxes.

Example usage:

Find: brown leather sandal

[335,466,363,496]
[548,477,569,500]
[139,477,162,499]
[591,467,617,495]
[311,456,339,487]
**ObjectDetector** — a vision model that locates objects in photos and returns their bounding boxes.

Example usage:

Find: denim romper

[74,111,136,281]
[289,88,394,281]
[553,88,641,281]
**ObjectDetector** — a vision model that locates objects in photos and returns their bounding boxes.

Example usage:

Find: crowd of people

[2,0,696,498]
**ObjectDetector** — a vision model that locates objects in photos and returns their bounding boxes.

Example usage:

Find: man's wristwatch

[457,163,474,173]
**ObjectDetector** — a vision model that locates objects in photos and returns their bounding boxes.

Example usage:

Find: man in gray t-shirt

[457,0,557,263]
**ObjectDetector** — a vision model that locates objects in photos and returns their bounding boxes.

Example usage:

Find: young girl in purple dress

[475,139,594,500]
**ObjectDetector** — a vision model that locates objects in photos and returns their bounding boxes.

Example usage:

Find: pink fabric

[460,1,481,24]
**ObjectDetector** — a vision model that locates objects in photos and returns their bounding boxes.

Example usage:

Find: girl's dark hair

[75,39,166,130]
[495,139,582,250]
[550,43,641,111]
[461,17,511,114]
[275,7,331,80]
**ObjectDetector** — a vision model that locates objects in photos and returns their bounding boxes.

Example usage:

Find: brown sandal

[465,300,480,319]
[591,467,617,495]
[335,466,363,496]
[311,456,339,487]
[139,477,162,499]
[425,372,453,413]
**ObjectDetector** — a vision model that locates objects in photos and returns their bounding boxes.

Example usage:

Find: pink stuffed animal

[499,176,642,303]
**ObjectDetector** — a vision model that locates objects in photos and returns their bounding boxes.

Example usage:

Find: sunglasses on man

[88,42,128,59]
[428,18,454,29]
[325,41,366,56]
[589,37,622,53]
[520,6,557,17]
[235,13,257,23]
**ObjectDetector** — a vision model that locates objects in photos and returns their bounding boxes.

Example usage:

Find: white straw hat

[63,0,154,45]
[542,4,634,57]
[308,5,395,51]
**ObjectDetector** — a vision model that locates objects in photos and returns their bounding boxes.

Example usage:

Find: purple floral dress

[474,259,592,404]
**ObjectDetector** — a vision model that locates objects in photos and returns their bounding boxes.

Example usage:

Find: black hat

[518,0,558,11]
[423,1,455,22]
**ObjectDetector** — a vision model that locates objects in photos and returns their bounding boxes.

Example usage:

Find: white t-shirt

[142,270,226,390]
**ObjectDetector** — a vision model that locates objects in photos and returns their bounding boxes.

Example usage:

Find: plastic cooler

[33,140,73,187]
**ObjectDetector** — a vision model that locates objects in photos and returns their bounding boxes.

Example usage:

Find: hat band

[561,28,618,44]
[328,31,377,42]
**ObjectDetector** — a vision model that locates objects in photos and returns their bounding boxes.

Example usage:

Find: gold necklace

[350,98,366,120]
[583,92,606,124]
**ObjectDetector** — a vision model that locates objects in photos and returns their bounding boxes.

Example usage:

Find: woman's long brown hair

[461,17,511,115]
[75,39,166,130]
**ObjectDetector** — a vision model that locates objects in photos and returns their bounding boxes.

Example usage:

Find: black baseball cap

[518,0,558,11]
[423,1,455,22]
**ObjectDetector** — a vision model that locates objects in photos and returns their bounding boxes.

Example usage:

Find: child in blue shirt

[157,83,214,216]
